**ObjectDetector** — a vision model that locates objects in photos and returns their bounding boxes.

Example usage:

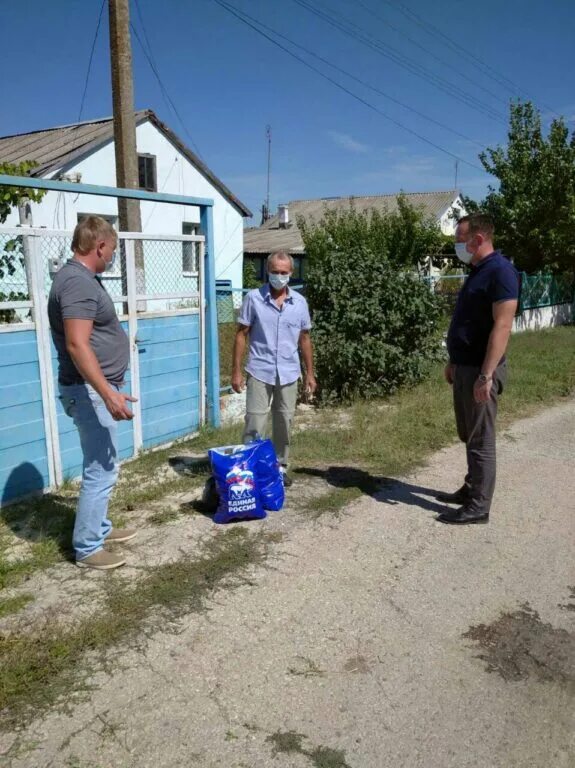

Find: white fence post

[125,238,143,452]
[28,234,63,486]
[199,240,206,426]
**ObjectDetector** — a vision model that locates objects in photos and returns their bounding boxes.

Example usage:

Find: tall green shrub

[299,200,443,402]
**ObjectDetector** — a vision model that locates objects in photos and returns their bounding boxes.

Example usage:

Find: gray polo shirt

[48,259,129,386]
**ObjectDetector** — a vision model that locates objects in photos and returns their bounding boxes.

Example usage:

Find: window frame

[138,153,157,192]
[182,222,200,277]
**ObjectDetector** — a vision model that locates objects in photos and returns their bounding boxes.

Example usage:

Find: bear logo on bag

[225,465,257,512]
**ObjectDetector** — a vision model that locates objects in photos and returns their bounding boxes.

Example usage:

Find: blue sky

[1,0,574,222]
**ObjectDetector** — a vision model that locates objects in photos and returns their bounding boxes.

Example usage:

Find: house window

[291,256,305,283]
[182,222,199,276]
[138,154,157,192]
[254,257,266,282]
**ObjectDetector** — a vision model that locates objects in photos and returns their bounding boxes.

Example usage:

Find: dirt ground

[1,400,574,768]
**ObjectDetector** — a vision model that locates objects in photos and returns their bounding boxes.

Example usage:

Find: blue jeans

[59,382,119,560]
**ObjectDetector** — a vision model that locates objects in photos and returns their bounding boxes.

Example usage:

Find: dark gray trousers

[453,362,507,515]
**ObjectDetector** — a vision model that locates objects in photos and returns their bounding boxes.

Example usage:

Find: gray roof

[0,110,252,217]
[244,190,460,254]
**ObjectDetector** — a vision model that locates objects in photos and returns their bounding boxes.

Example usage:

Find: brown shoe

[76,550,127,570]
[105,528,137,543]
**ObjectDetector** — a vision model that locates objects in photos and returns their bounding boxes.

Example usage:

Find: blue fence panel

[0,329,50,504]
[138,313,201,448]
[52,320,135,482]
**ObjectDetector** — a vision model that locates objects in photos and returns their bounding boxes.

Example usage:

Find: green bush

[300,201,443,402]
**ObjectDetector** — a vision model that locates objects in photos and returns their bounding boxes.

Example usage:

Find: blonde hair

[71,216,117,255]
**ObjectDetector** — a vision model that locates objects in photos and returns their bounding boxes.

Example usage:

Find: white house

[244,190,466,282]
[0,110,251,288]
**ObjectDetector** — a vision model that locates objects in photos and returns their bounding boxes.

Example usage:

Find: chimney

[278,204,289,229]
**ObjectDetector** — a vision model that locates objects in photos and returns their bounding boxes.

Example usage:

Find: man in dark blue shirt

[438,214,519,524]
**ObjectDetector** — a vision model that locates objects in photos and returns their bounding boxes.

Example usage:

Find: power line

[292,0,507,125]
[215,221,244,277]
[72,0,106,147]
[130,3,204,160]
[143,156,179,228]
[354,0,510,108]
[213,0,485,172]
[133,0,161,73]
[218,1,486,151]
[381,0,560,117]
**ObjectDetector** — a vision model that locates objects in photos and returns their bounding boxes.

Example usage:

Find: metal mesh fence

[0,229,205,323]
[519,272,574,311]
[124,237,200,311]
[0,231,32,324]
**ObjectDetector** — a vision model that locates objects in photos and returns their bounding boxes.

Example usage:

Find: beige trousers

[243,375,298,466]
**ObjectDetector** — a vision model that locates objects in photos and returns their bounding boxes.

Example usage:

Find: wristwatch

[477,373,492,383]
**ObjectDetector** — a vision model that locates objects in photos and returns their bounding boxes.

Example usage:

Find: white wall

[4,120,245,288]
[514,303,573,332]
[439,195,467,236]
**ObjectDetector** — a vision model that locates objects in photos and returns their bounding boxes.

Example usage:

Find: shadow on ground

[1,465,76,562]
[294,466,449,514]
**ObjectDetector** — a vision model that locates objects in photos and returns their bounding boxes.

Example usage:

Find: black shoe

[435,485,471,505]
[436,506,489,525]
[281,470,293,488]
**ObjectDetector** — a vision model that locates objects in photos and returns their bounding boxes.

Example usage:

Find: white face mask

[455,241,473,265]
[269,273,290,290]
[104,251,117,273]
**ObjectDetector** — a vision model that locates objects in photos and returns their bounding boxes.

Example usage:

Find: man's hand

[444,363,455,385]
[104,389,137,420]
[231,371,245,394]
[473,377,492,404]
[304,373,317,396]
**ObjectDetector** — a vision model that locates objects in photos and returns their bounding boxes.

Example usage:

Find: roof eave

[145,111,252,218]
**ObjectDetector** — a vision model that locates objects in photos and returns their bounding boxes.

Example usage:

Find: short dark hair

[457,213,494,240]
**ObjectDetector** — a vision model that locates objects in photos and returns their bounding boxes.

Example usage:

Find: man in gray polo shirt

[232,251,316,486]
[48,216,137,569]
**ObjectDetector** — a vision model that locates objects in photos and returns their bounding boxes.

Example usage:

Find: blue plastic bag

[251,439,285,512]
[208,439,284,524]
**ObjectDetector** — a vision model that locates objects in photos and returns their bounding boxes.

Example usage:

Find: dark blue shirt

[446,251,519,366]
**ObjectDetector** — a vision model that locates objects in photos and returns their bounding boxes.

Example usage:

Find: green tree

[242,258,260,289]
[299,200,443,403]
[479,101,575,273]
[0,162,45,322]
[460,195,480,215]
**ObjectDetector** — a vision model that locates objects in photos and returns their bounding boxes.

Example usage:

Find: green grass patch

[148,509,180,526]
[218,321,237,390]
[0,527,282,731]
[292,326,575,476]
[267,731,351,768]
[301,487,363,520]
[0,593,34,619]
[110,475,201,513]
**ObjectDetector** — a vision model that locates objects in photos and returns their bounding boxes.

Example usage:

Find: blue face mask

[269,273,290,290]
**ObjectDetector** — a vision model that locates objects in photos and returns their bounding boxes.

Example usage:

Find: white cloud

[327,130,370,154]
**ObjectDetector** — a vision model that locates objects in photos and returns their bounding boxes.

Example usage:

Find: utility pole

[108,0,145,305]
[261,124,271,224]
[454,159,459,190]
